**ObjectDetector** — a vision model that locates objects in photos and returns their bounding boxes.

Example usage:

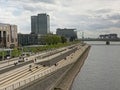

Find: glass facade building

[56,28,78,41]
[31,13,50,34]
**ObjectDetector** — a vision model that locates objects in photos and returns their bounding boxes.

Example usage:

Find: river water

[72,41,120,90]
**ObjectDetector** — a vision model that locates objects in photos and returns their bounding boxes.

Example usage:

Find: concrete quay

[54,45,91,90]
[0,44,90,90]
[16,44,91,90]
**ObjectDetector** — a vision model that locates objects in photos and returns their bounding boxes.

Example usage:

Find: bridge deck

[80,38,120,41]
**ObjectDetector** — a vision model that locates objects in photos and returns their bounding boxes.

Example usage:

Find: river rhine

[72,41,120,90]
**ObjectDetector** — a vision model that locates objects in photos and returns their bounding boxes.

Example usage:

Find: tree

[44,34,61,45]
[61,36,67,43]
[11,48,21,57]
[0,51,7,60]
[52,35,61,44]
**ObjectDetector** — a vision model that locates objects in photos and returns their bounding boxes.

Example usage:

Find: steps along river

[72,41,120,90]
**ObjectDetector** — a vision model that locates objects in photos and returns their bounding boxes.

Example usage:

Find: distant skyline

[0,0,120,38]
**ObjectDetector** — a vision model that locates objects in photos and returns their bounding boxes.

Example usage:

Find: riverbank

[54,45,91,90]
[14,44,90,90]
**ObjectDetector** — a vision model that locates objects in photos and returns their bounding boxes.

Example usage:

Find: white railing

[0,45,88,90]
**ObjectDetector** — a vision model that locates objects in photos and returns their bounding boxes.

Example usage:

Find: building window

[4,26,6,30]
[16,38,17,42]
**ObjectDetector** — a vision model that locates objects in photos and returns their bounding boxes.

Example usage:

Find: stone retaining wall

[53,45,91,90]
[17,63,74,90]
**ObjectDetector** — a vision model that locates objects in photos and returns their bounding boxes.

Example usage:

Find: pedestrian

[29,65,32,71]
[35,58,36,62]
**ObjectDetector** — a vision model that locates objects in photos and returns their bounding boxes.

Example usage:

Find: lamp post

[10,49,11,58]
[82,32,84,44]
[2,47,4,60]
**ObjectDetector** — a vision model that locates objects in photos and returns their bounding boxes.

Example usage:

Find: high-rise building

[0,23,18,48]
[31,13,50,34]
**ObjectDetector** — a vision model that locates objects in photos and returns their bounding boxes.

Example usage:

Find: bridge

[80,38,120,41]
[0,44,90,90]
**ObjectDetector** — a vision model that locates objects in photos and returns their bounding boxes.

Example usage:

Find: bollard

[12,84,14,90]
[24,80,26,85]
[35,66,38,69]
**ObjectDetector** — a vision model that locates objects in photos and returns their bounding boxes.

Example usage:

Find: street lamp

[82,32,84,44]
[2,47,5,60]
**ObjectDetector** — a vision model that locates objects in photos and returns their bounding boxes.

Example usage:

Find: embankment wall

[17,45,91,90]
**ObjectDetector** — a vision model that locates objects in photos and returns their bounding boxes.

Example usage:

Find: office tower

[31,13,50,34]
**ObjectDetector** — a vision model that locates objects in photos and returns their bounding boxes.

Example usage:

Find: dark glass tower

[31,13,50,34]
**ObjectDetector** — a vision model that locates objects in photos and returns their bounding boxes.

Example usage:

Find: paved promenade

[0,44,90,90]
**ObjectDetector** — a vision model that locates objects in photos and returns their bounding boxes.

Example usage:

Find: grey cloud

[94,9,112,13]
[74,13,120,31]
[22,5,36,12]
[4,0,120,33]
[30,0,55,4]
[66,14,120,31]
[88,9,112,14]
[88,22,113,30]
[10,0,55,4]
[21,3,54,13]
[113,21,120,28]
[87,17,120,30]
[107,14,120,20]
[22,5,41,12]
[64,14,91,23]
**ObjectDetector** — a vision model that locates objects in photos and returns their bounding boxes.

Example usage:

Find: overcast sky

[0,0,120,38]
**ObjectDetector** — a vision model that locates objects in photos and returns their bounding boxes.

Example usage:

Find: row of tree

[0,34,78,60]
[44,34,67,45]
[0,48,21,60]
